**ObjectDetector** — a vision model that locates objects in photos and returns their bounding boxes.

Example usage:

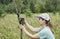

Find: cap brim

[35,15,41,18]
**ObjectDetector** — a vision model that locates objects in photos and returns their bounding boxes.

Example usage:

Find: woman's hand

[18,25,24,30]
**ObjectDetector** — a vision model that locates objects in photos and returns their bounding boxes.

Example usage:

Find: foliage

[4,3,16,13]
[0,4,5,17]
[24,8,33,17]
[0,0,12,5]
[0,0,60,16]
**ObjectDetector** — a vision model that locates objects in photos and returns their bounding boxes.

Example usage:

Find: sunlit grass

[0,13,60,39]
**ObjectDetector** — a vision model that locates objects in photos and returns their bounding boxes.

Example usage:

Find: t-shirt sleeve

[36,29,47,39]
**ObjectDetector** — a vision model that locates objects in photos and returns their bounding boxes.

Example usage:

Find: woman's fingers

[18,25,23,29]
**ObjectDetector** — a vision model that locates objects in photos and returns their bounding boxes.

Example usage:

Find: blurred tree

[45,0,60,14]
[4,3,16,13]
[0,4,5,17]
[0,0,60,17]
[0,0,12,5]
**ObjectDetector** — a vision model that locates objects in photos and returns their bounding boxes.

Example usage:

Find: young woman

[19,13,55,39]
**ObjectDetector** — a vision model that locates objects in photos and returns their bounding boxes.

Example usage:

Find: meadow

[0,13,60,39]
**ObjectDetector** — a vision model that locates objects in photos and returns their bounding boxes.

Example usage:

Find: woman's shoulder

[41,26,50,32]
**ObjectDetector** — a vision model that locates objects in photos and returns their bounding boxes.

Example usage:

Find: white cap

[36,13,50,21]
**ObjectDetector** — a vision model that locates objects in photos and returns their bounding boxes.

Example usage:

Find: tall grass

[0,13,60,39]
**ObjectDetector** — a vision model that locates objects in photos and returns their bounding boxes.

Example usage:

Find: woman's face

[39,18,45,25]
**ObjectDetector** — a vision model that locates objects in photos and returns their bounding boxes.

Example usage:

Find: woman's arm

[25,20,40,32]
[22,26,39,39]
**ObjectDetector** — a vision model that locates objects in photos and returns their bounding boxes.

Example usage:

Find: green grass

[0,13,60,39]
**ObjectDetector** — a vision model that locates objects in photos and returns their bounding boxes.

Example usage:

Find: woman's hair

[45,20,54,33]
